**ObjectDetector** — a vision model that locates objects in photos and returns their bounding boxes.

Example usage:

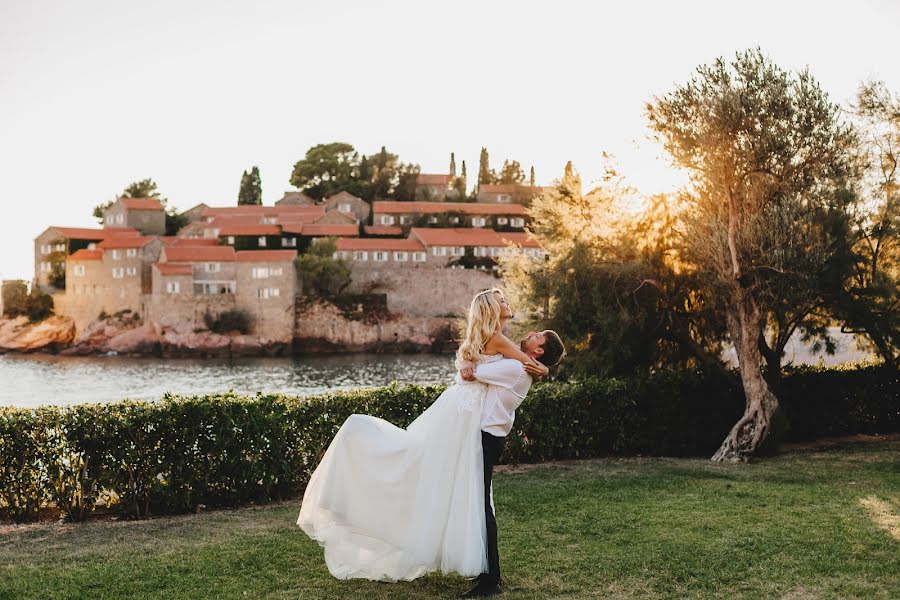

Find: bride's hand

[524,361,549,379]
[459,365,476,381]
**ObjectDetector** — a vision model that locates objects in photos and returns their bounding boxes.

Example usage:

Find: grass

[1,440,898,600]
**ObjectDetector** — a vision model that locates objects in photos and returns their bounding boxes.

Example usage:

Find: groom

[458,329,566,598]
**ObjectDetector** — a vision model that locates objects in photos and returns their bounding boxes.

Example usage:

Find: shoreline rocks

[0,315,76,353]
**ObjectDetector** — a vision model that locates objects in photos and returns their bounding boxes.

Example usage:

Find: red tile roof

[416,174,453,186]
[335,238,425,252]
[236,250,298,262]
[120,197,165,211]
[67,249,103,261]
[373,201,527,215]
[409,228,542,248]
[98,236,157,249]
[162,246,236,262]
[48,226,139,240]
[154,263,193,276]
[363,225,404,236]
[159,237,220,246]
[281,224,359,237]
[218,224,281,236]
[203,206,325,218]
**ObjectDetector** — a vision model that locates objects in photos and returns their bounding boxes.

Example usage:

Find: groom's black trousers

[481,431,505,585]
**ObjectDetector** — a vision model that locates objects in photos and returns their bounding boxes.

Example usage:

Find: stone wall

[345,266,500,318]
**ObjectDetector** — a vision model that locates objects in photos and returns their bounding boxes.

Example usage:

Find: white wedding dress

[297,354,504,581]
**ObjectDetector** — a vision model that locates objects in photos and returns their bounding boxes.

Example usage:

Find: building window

[450,246,463,256]
[196,281,235,294]
[412,251,426,262]
[126,267,137,276]
[258,236,267,247]
[204,262,220,273]
[490,247,503,257]
[256,287,280,299]
[472,217,486,227]
[73,265,85,276]
[112,267,124,279]
[54,243,66,252]
[111,249,121,260]
[428,216,438,224]
[271,267,283,276]
[40,244,50,255]
[87,243,97,250]
[449,216,459,224]
[433,247,447,256]
[281,237,296,247]
[497,194,511,203]
[166,281,180,294]
[353,251,368,261]
[373,251,388,262]
[497,217,508,225]
[474,247,488,257]
[262,217,277,224]
[510,217,525,228]
[227,236,235,245]
[394,251,408,262]
[399,216,411,225]
[380,215,396,225]
[252,267,269,279]
[339,202,352,213]
[126,248,137,258]
[117,214,125,224]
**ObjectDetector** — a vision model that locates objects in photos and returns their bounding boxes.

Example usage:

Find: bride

[297,288,547,582]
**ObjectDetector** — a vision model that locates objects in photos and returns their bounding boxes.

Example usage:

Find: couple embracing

[297,288,565,597]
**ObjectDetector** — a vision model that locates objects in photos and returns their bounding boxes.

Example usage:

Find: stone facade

[322,191,369,224]
[103,197,166,235]
[275,191,316,206]
[476,183,543,205]
[372,201,528,233]
[415,174,455,201]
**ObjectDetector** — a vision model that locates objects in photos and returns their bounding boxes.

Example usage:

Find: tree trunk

[712,297,781,462]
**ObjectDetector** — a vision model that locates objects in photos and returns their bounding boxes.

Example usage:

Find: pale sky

[2,0,898,280]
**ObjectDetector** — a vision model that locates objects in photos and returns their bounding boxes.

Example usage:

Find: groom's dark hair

[537,330,565,367]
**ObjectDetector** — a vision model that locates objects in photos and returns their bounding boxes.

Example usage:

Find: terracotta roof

[324,191,364,204]
[98,236,157,249]
[47,226,139,240]
[335,238,425,252]
[162,246,236,262]
[409,228,542,248]
[202,206,325,218]
[218,224,281,236]
[67,249,102,261]
[363,225,404,236]
[159,237,220,246]
[372,201,527,216]
[478,184,543,195]
[120,197,165,211]
[154,263,193,276]
[281,224,359,237]
[236,250,298,262]
[416,174,453,186]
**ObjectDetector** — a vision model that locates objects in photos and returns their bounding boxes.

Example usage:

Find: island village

[10,173,546,356]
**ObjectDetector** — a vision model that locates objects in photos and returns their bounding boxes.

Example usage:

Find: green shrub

[0,365,895,522]
[25,290,54,322]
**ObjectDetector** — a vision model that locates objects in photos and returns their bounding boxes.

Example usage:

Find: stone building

[409,228,546,265]
[34,226,139,291]
[476,183,543,205]
[322,191,369,224]
[234,250,298,339]
[415,174,455,201]
[102,197,166,234]
[333,238,429,268]
[371,201,528,232]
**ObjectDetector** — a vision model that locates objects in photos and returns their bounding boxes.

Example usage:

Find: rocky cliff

[0,316,76,353]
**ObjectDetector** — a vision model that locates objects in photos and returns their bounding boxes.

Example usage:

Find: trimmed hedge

[0,364,896,523]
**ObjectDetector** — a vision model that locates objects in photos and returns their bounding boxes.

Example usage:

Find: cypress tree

[530,165,536,187]
[478,147,491,186]
[450,152,457,177]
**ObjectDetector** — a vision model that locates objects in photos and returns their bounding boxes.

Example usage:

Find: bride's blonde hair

[456,288,504,364]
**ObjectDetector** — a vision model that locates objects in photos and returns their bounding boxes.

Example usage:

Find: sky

[1,0,898,280]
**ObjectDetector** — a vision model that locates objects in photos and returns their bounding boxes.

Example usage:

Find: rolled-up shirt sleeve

[473,359,525,390]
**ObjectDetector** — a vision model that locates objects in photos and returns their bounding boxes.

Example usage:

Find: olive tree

[647,50,859,461]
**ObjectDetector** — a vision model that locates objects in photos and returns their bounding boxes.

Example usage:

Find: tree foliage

[238,166,262,206]
[647,48,860,460]
[294,238,351,296]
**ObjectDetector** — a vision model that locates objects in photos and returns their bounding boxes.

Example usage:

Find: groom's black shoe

[458,578,502,597]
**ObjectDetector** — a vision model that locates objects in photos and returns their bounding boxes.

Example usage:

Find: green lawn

[1,440,898,600]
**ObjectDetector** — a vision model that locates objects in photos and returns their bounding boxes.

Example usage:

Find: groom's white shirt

[472,358,533,437]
